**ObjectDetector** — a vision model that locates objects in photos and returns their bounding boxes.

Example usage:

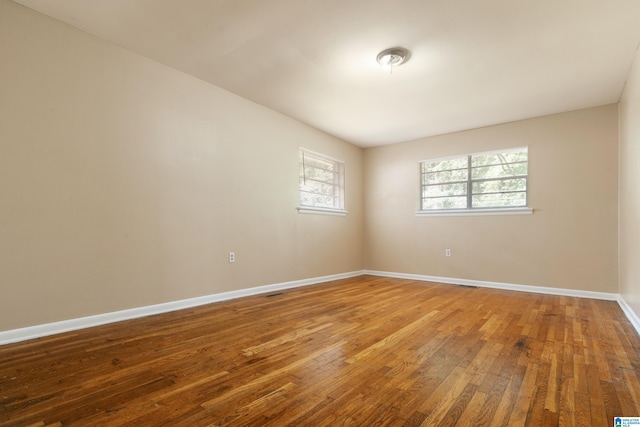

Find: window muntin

[420,147,528,211]
[299,149,345,211]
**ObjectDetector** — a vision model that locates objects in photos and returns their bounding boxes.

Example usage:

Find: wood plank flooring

[1,275,640,426]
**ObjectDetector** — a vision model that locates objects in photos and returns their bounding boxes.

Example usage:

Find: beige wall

[0,1,627,334]
[0,2,363,331]
[364,105,619,293]
[619,47,640,318]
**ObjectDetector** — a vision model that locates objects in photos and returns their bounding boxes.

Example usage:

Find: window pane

[423,168,468,185]
[299,149,344,210]
[422,196,467,210]
[472,178,527,195]
[303,165,337,184]
[300,192,335,209]
[419,147,528,211]
[471,162,527,179]
[300,179,336,196]
[423,183,467,198]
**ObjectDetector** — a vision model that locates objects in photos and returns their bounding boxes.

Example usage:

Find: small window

[420,147,528,212]
[298,149,345,214]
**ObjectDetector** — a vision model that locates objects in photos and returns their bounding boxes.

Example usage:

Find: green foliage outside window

[421,147,528,210]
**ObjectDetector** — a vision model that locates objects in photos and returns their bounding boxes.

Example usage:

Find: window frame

[297,148,347,216]
[416,147,533,216]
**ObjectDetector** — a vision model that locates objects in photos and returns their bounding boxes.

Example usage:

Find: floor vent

[455,284,478,289]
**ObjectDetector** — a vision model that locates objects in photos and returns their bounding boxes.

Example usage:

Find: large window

[420,147,528,212]
[299,149,345,213]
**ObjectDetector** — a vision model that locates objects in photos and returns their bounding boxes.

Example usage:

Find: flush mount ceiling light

[376,47,411,73]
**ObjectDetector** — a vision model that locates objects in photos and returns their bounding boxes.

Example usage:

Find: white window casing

[418,147,532,216]
[298,149,346,215]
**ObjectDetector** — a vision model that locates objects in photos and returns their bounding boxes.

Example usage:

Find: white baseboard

[366,270,640,336]
[0,270,365,346]
[365,270,619,300]
[617,295,640,336]
[3,269,638,346]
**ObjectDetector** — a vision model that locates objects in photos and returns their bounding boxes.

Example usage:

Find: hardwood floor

[1,275,639,426]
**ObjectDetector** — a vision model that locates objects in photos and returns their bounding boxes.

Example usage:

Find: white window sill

[416,207,533,217]
[297,206,348,216]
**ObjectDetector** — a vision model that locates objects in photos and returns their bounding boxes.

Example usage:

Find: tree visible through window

[420,147,528,211]
[299,149,345,211]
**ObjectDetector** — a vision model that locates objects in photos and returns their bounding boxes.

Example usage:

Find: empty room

[1,0,640,426]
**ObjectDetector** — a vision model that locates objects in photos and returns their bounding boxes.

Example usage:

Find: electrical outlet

[229,252,235,263]
[445,249,452,257]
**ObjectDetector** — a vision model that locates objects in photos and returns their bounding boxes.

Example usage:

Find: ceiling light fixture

[376,47,411,73]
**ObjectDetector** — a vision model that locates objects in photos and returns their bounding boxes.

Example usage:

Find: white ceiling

[12,0,640,147]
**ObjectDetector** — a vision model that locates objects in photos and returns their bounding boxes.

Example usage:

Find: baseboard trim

[366,270,640,336]
[617,295,640,336]
[365,270,619,301]
[3,269,638,346]
[0,270,365,346]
